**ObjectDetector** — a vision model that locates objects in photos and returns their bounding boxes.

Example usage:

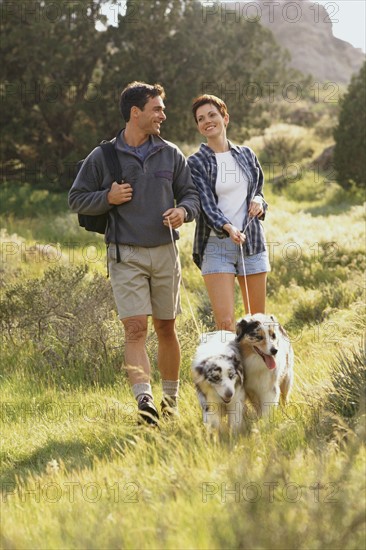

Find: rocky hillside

[227,0,365,83]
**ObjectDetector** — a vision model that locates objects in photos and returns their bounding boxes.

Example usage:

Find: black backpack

[76,141,123,235]
[76,140,123,264]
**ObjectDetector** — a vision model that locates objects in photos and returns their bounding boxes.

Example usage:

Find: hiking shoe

[160,395,179,419]
[137,395,159,426]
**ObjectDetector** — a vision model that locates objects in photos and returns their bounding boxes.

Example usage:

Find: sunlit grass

[1,170,365,549]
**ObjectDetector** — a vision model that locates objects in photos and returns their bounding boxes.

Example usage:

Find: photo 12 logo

[201,480,339,503]
[201,2,339,25]
[2,480,140,504]
[201,81,340,104]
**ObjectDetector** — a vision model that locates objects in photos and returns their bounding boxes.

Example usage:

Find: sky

[316,0,365,52]
[100,1,366,53]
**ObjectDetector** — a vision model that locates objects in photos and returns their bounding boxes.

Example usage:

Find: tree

[1,0,298,188]
[99,0,295,143]
[1,0,110,188]
[333,60,366,190]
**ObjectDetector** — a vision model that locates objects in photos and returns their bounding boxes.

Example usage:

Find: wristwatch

[179,207,188,221]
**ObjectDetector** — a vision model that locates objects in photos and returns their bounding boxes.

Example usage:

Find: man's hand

[162,207,185,229]
[107,181,133,205]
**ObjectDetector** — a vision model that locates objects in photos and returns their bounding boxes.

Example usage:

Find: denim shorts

[201,236,271,276]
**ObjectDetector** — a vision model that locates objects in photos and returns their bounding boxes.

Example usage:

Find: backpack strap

[99,141,123,264]
[99,142,123,184]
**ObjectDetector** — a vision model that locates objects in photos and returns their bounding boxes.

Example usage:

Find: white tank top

[210,151,248,235]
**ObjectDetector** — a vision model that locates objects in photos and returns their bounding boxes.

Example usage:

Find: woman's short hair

[191,94,228,123]
[120,81,165,122]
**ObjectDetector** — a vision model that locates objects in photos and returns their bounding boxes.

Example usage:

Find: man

[69,82,200,425]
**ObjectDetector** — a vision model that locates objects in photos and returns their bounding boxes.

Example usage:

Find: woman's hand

[248,197,264,218]
[223,223,246,245]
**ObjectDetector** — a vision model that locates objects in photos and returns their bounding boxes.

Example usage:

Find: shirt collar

[199,140,241,156]
[116,129,167,152]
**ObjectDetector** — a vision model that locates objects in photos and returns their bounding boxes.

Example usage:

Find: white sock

[162,380,179,399]
[132,383,153,403]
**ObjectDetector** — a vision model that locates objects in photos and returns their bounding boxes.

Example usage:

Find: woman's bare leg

[237,272,267,314]
[203,273,236,331]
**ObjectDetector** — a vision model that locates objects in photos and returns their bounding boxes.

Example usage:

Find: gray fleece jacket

[68,131,200,247]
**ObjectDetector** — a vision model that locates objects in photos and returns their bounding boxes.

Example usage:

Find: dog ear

[232,352,242,370]
[235,319,248,341]
[236,319,260,341]
[232,348,243,370]
[236,369,244,386]
[195,360,207,376]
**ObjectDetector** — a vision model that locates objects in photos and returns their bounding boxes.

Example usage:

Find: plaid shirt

[188,141,268,269]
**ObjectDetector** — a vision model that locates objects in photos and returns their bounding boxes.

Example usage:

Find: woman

[188,94,270,332]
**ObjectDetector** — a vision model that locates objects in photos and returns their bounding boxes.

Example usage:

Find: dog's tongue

[254,346,277,370]
[263,354,276,370]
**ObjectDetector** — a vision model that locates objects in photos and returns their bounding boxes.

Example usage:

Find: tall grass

[1,172,365,549]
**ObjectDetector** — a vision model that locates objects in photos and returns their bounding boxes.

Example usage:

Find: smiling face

[133,95,166,135]
[195,103,229,141]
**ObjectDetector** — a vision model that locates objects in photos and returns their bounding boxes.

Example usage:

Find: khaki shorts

[108,243,182,320]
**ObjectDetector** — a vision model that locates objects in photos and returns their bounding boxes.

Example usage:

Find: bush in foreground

[0,264,122,380]
[326,342,366,427]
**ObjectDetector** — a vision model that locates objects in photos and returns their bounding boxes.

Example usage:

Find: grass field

[0,172,365,549]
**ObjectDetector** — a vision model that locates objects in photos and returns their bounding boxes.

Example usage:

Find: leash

[167,215,255,331]
[239,216,256,316]
[168,218,202,337]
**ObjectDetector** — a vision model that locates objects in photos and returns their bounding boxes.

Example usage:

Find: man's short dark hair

[191,94,228,124]
[120,81,166,122]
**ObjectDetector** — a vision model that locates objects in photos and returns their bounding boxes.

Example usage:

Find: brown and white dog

[192,331,245,430]
[236,313,294,418]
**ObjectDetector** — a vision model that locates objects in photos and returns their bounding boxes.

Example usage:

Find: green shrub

[0,183,68,218]
[333,60,366,190]
[283,170,327,202]
[260,134,313,167]
[267,245,366,299]
[0,264,123,379]
[291,283,359,326]
[326,343,366,425]
[314,112,338,140]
